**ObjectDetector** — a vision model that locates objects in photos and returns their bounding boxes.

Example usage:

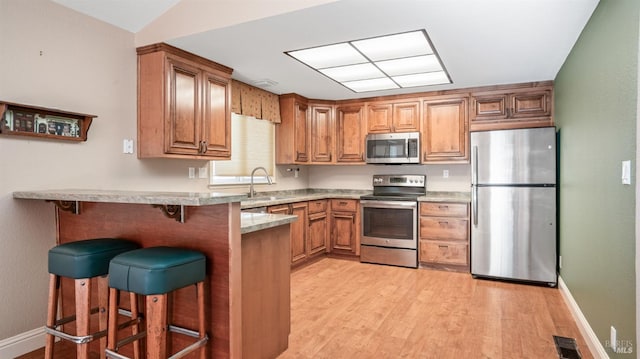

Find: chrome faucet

[249,166,273,198]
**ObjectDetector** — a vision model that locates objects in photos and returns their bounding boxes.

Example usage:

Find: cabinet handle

[438,221,449,226]
[438,205,449,210]
[339,201,348,206]
[438,245,448,249]
[202,141,208,153]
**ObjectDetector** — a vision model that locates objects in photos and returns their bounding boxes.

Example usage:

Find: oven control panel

[372,175,426,187]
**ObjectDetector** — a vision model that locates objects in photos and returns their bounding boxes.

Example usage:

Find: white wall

[308,164,470,192]
[0,0,229,342]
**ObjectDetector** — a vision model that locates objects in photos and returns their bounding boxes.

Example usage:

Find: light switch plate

[622,160,631,185]
[122,139,134,154]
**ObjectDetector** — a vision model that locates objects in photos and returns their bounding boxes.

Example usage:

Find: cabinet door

[165,56,202,155]
[310,105,333,163]
[290,203,309,265]
[366,103,392,133]
[470,86,553,131]
[336,105,365,163]
[330,211,357,254]
[308,211,328,256]
[202,71,231,158]
[422,97,468,162]
[392,101,420,132]
[294,102,310,163]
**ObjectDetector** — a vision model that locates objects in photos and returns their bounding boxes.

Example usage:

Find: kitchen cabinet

[419,202,469,272]
[310,104,334,163]
[307,200,329,256]
[470,82,553,131]
[329,199,359,256]
[137,43,232,159]
[366,100,420,133]
[422,96,469,163]
[277,94,310,164]
[269,202,309,266]
[335,104,366,163]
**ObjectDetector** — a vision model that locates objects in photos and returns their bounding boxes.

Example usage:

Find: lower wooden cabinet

[268,202,308,266]
[418,202,469,271]
[329,199,359,257]
[308,200,329,257]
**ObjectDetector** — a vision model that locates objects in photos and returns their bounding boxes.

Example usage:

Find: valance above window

[231,80,281,123]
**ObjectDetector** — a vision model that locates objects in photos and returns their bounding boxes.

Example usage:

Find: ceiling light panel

[285,30,451,93]
[320,63,384,82]
[351,31,433,61]
[287,43,366,69]
[342,78,399,92]
[375,55,442,76]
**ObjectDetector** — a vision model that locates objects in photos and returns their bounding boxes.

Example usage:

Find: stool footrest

[44,326,106,344]
[169,334,208,359]
[105,325,208,359]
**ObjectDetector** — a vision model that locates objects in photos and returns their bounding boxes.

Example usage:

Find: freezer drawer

[471,186,556,285]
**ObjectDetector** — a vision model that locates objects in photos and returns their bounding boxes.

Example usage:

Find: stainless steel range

[360,174,426,268]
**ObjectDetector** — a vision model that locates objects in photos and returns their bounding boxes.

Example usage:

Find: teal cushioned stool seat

[48,238,140,279]
[45,238,140,359]
[108,246,206,295]
[106,246,208,359]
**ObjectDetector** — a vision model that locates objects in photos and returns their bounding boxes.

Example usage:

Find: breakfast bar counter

[13,189,296,358]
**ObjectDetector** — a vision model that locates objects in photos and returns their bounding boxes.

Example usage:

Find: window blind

[211,113,275,180]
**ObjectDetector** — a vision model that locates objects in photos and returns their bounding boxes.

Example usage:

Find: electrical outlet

[188,167,196,179]
[198,167,208,179]
[443,170,449,178]
[611,326,617,352]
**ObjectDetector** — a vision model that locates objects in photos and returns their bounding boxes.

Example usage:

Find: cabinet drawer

[420,240,468,266]
[308,200,328,214]
[420,202,468,217]
[419,217,468,241]
[331,199,357,212]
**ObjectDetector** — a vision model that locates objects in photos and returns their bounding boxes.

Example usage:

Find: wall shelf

[0,101,96,142]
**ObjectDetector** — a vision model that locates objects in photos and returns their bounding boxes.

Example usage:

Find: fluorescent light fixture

[285,30,451,93]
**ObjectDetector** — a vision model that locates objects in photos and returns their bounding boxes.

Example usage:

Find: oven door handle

[360,200,418,209]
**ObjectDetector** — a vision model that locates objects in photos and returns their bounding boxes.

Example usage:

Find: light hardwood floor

[19,258,590,359]
[278,258,592,359]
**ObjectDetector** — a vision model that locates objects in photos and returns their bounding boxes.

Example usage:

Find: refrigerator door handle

[472,145,478,185]
[472,185,478,226]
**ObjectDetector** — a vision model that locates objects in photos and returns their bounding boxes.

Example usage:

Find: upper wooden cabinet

[310,103,333,163]
[470,82,553,131]
[277,94,310,164]
[137,43,232,159]
[366,100,420,133]
[336,104,366,163]
[422,96,469,163]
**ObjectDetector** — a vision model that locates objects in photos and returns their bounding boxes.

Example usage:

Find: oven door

[360,200,417,249]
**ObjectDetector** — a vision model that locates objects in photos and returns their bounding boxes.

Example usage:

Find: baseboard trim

[558,276,609,359]
[0,327,45,358]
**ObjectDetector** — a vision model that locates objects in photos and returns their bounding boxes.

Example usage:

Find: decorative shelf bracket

[48,200,81,215]
[152,204,185,223]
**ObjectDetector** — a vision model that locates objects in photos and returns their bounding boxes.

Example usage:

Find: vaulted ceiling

[52,0,600,100]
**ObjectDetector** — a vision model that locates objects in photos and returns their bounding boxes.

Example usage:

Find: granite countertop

[240,212,298,234]
[240,189,371,209]
[12,189,246,206]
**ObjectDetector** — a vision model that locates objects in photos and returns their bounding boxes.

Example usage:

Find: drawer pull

[438,205,449,209]
[339,201,348,205]
[438,245,448,249]
[438,221,449,225]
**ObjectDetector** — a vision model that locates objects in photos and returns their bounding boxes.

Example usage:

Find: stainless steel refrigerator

[470,127,557,286]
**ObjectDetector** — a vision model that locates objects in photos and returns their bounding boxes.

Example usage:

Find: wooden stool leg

[146,294,168,358]
[44,274,59,359]
[97,276,109,359]
[107,288,119,353]
[129,292,141,359]
[75,279,91,359]
[197,282,206,359]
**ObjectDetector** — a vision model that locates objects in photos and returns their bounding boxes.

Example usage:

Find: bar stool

[105,246,208,359]
[45,238,140,359]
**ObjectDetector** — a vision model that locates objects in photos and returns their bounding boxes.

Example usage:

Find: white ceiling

[52,0,600,100]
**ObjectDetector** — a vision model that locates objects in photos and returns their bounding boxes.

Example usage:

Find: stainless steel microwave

[365,132,420,164]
